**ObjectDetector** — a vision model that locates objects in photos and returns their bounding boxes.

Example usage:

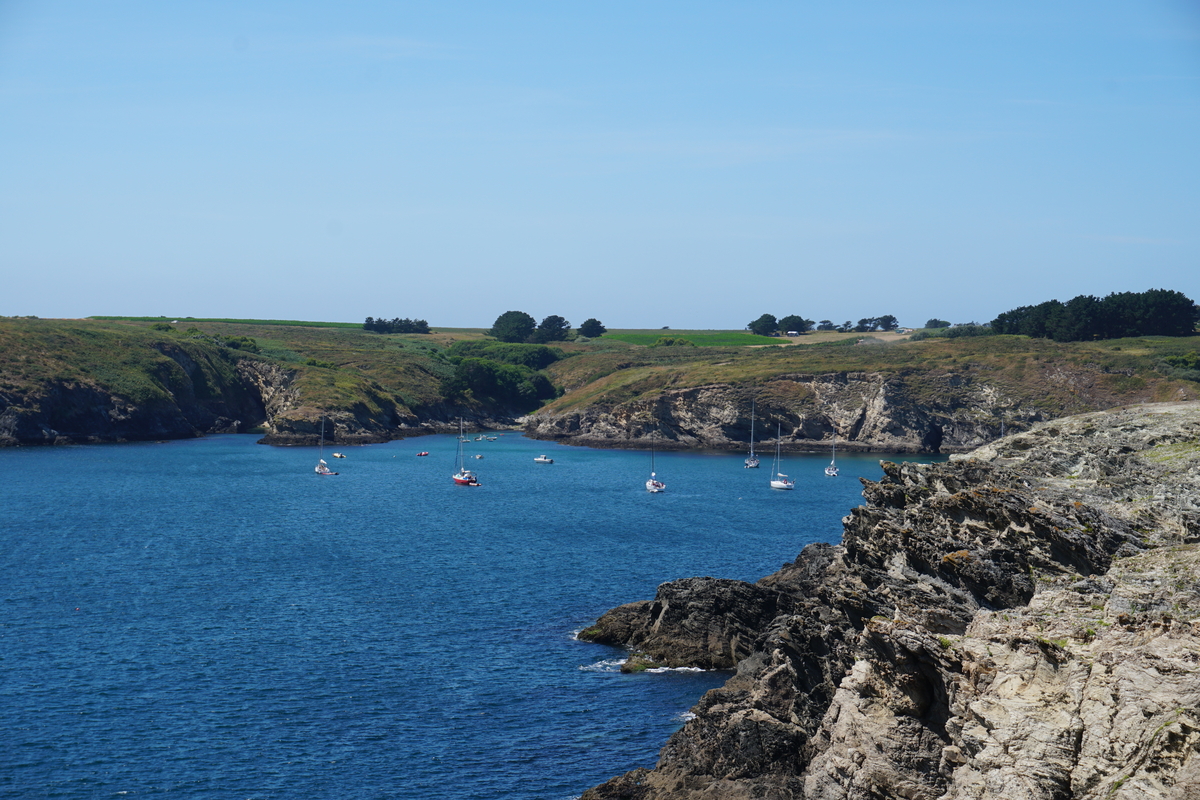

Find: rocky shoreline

[523,373,1055,455]
[0,354,522,448]
[577,402,1200,799]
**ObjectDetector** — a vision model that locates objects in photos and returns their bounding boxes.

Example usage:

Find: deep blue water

[1,433,940,799]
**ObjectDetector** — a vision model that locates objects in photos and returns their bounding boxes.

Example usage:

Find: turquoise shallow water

[0,433,941,799]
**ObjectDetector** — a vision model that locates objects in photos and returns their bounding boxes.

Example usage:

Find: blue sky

[1,2,1198,330]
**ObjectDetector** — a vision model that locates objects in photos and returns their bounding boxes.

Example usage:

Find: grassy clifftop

[1,317,1197,446]
[541,333,1200,416]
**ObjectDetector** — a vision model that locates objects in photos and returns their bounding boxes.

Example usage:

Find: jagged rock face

[579,402,1200,800]
[526,373,1046,454]
[580,578,796,670]
[237,360,299,423]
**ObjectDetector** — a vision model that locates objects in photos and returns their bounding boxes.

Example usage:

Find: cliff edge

[579,401,1200,799]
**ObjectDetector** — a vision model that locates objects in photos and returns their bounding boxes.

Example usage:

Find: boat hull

[453,471,480,486]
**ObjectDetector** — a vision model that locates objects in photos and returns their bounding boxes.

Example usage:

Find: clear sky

[1,2,1198,330]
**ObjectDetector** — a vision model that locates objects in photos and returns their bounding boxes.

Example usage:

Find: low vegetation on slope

[540,333,1200,416]
[1,316,1198,445]
[0,318,249,405]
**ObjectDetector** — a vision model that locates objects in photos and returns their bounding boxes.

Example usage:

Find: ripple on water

[0,434,931,798]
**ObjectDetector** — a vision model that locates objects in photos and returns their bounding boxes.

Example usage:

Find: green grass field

[89,316,363,329]
[601,330,786,346]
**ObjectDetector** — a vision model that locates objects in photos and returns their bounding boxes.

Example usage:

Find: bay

[0,433,941,799]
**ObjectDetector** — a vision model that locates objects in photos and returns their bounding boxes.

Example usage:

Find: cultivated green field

[89,316,362,329]
[600,330,787,346]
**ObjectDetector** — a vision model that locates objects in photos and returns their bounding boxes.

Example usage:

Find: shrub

[444,341,562,370]
[223,336,260,353]
[363,317,431,334]
[440,357,557,410]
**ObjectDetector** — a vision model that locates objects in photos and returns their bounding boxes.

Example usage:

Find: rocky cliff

[0,338,513,447]
[525,372,1053,454]
[0,342,269,445]
[579,402,1200,799]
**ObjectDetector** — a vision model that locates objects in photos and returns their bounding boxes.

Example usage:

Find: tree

[989,289,1198,341]
[925,318,951,329]
[876,315,899,331]
[854,318,877,333]
[816,320,836,331]
[363,316,430,334]
[529,315,571,343]
[578,318,606,338]
[488,310,536,343]
[748,313,778,336]
[778,315,814,334]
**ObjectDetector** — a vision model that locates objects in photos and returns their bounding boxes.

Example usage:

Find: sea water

[0,433,941,799]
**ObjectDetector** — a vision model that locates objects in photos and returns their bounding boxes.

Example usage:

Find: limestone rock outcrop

[525,373,1049,454]
[579,402,1200,799]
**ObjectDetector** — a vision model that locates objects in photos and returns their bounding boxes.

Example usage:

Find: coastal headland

[1,317,1197,452]
[577,402,1200,799]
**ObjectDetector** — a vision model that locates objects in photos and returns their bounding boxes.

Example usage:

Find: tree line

[748,314,900,336]
[363,317,431,334]
[488,311,607,343]
[990,289,1198,342]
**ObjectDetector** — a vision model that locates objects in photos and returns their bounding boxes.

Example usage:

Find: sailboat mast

[749,402,755,458]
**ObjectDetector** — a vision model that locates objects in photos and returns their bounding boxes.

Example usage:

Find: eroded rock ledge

[579,402,1200,800]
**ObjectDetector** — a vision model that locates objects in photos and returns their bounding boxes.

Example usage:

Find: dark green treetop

[578,318,606,337]
[530,315,571,344]
[489,311,537,343]
[991,289,1198,341]
[748,314,778,336]
[778,315,814,334]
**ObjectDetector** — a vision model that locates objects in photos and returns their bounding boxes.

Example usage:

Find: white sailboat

[315,417,337,475]
[646,447,665,493]
[745,400,760,469]
[825,436,839,477]
[452,419,481,485]
[769,424,794,490]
